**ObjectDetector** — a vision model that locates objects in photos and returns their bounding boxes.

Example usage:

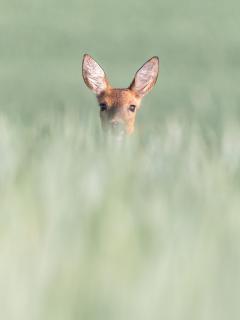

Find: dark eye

[99,103,107,111]
[129,105,136,112]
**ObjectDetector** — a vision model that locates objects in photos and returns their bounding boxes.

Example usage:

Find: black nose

[111,121,120,128]
[111,120,124,134]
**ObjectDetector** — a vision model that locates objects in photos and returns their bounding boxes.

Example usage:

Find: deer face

[97,88,141,137]
[82,54,159,138]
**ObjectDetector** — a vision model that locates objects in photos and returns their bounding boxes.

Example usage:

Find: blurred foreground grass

[0,0,240,319]
[1,111,240,320]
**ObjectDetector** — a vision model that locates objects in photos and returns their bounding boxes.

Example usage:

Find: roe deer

[82,54,159,139]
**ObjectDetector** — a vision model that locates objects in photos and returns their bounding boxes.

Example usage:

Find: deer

[82,54,159,140]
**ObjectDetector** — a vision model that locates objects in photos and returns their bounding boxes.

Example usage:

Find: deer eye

[99,103,107,111]
[129,105,136,112]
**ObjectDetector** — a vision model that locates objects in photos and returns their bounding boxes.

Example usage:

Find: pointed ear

[129,56,159,97]
[82,54,109,95]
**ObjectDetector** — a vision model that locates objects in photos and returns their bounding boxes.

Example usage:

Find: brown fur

[82,54,159,137]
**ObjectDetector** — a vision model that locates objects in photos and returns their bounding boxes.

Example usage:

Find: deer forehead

[97,89,140,107]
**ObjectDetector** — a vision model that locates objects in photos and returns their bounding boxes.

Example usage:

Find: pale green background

[0,1,240,319]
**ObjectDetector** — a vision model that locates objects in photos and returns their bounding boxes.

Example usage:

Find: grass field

[0,0,240,319]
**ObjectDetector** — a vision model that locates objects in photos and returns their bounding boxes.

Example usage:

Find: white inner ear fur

[83,56,108,94]
[131,58,159,97]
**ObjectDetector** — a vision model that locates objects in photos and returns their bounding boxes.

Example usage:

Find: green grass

[0,0,240,319]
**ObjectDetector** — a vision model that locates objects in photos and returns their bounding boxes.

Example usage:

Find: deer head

[82,54,159,139]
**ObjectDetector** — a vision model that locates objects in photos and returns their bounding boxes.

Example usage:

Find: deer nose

[110,120,125,133]
[111,120,120,128]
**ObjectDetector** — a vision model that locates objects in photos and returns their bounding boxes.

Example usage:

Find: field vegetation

[0,0,240,319]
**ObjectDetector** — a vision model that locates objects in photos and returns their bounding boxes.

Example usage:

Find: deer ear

[129,56,159,97]
[82,54,109,95]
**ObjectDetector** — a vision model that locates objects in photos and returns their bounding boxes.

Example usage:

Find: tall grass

[0,0,240,319]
